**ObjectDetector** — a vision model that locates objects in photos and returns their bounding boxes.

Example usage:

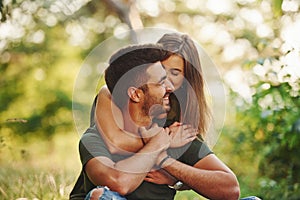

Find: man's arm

[84,127,171,196]
[160,153,240,200]
[95,86,144,154]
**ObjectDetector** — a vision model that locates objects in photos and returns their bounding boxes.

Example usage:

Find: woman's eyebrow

[171,68,182,72]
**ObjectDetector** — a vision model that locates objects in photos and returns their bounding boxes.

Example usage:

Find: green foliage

[229,50,300,199]
[0,1,108,138]
[272,0,283,18]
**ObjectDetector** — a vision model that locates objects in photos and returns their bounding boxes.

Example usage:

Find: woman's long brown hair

[158,33,212,140]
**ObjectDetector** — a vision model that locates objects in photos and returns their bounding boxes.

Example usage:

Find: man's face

[142,61,174,118]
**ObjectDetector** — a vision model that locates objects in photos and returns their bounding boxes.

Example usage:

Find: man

[70,44,189,200]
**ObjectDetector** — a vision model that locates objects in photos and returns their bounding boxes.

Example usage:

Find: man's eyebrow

[158,75,167,83]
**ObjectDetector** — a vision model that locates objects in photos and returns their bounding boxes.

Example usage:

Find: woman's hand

[169,122,197,148]
[144,169,177,185]
[139,124,172,152]
[138,123,164,144]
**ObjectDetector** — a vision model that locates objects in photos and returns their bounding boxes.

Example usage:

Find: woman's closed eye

[170,69,182,76]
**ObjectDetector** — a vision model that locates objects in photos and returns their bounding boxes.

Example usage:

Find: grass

[0,132,81,200]
[0,165,206,200]
[0,166,75,199]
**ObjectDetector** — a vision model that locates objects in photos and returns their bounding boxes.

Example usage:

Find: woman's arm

[95,86,144,154]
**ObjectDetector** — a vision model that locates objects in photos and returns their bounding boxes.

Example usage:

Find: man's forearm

[87,143,163,195]
[86,130,170,196]
[161,158,240,200]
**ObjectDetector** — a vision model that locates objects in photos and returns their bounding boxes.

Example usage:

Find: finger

[184,131,196,139]
[186,128,196,135]
[186,136,197,143]
[183,124,192,130]
[146,173,153,178]
[164,127,170,134]
[139,126,147,134]
[151,123,159,128]
[170,121,182,127]
[149,126,164,136]
[144,177,153,182]
[167,128,177,137]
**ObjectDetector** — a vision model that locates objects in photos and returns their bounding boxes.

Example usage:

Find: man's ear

[128,87,143,103]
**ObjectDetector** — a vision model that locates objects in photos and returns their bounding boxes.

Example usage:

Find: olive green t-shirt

[69,125,213,200]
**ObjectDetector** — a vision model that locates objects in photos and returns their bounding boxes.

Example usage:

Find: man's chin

[156,106,170,119]
[156,112,167,119]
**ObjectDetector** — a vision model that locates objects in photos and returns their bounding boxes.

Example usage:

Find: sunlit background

[0,0,299,199]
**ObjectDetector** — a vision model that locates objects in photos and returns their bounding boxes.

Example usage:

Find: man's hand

[169,122,197,148]
[144,169,176,185]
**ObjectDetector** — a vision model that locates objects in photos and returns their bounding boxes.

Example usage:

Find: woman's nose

[165,78,174,92]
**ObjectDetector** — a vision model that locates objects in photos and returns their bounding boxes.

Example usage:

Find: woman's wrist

[156,152,174,168]
[158,155,171,168]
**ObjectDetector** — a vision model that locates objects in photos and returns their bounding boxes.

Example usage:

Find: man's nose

[165,78,174,92]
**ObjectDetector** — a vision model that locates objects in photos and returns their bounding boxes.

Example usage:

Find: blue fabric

[85,186,127,200]
[240,196,260,200]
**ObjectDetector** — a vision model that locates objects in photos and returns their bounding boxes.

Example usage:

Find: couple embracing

[70,32,241,200]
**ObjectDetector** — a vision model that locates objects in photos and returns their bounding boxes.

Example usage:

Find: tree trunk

[102,0,143,43]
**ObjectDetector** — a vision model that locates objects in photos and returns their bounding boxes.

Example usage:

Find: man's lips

[163,93,170,107]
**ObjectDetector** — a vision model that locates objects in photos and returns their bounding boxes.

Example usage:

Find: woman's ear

[127,87,143,103]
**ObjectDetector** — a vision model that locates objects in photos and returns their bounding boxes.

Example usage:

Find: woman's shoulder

[98,85,111,97]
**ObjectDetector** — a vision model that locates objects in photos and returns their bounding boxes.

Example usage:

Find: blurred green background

[0,0,299,199]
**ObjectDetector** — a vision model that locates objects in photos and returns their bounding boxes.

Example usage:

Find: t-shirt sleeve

[178,139,214,166]
[79,126,112,166]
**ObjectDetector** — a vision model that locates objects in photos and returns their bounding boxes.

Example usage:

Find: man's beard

[142,94,167,118]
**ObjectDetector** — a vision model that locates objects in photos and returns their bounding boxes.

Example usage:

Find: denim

[85,186,260,200]
[85,186,127,200]
[240,196,261,200]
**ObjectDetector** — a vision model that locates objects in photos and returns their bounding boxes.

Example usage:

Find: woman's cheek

[174,77,185,90]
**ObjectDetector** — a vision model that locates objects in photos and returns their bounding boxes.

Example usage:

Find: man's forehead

[146,61,166,82]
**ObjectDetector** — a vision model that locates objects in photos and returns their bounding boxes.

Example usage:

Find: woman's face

[162,54,185,91]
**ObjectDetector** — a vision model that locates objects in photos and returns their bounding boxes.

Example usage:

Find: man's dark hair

[105,43,169,108]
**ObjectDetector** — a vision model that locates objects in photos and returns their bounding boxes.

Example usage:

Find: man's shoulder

[79,125,107,152]
[79,125,111,164]
[80,126,101,141]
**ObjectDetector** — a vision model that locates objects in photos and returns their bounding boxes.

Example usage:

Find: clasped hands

[138,121,198,148]
[138,122,197,185]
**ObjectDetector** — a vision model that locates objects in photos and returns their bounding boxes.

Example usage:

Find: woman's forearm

[95,86,144,154]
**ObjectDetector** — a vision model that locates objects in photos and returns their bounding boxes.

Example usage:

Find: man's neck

[122,104,152,135]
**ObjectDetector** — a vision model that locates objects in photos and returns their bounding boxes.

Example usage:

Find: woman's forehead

[146,61,167,83]
[162,54,184,70]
